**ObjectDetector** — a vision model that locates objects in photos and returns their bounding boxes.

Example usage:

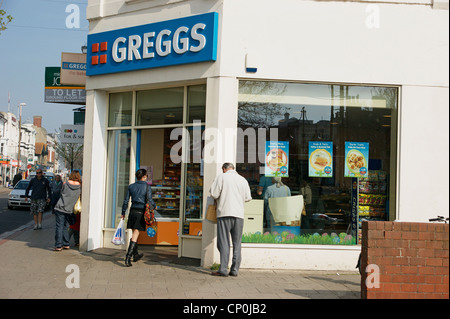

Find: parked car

[28,171,55,183]
[8,180,31,209]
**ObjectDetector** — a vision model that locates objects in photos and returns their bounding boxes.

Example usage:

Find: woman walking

[53,171,82,251]
[122,168,156,267]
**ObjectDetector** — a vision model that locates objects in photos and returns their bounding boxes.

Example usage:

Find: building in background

[0,111,60,184]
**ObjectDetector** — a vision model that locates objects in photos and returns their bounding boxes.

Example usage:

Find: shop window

[108,92,132,127]
[237,80,398,246]
[104,130,131,228]
[187,84,206,123]
[136,87,184,125]
[182,126,204,236]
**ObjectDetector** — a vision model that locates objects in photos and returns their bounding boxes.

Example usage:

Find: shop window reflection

[187,84,206,123]
[136,87,184,125]
[182,126,204,236]
[108,92,132,127]
[105,130,131,228]
[237,81,397,245]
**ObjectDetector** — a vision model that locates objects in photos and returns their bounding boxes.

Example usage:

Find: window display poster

[308,141,333,177]
[265,141,289,177]
[345,142,369,178]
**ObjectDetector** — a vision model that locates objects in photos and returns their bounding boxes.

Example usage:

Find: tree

[52,140,83,172]
[0,3,13,35]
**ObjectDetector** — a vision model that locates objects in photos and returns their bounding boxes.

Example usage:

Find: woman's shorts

[30,199,46,215]
[127,208,146,231]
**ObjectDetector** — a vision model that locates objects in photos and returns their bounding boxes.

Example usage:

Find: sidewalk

[0,212,361,300]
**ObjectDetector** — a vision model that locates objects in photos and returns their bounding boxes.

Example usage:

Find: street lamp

[17,103,26,173]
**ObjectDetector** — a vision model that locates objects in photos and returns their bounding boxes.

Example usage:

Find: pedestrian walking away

[53,170,82,251]
[50,174,63,212]
[209,163,252,277]
[25,169,52,230]
[122,168,156,267]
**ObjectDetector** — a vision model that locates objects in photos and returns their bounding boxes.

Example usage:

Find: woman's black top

[121,181,156,217]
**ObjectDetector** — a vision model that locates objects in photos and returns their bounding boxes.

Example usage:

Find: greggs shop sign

[86,12,218,76]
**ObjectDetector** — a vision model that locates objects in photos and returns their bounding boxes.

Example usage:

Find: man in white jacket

[210,163,252,277]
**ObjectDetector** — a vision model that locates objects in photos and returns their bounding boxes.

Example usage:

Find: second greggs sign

[86,12,218,76]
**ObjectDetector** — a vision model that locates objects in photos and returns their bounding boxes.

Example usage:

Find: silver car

[8,180,31,209]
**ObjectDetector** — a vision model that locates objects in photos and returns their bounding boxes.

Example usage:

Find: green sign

[44,67,85,105]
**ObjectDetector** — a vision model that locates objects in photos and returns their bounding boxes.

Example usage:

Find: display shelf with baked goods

[151,186,180,218]
[356,170,389,243]
[358,170,388,220]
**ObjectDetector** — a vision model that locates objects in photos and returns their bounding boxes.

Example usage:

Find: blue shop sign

[86,12,218,76]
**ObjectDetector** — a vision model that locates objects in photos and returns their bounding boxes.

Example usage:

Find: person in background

[25,169,52,230]
[210,163,252,277]
[257,175,273,228]
[300,180,313,232]
[122,168,156,267]
[68,213,81,247]
[264,177,291,229]
[50,174,63,212]
[53,170,82,251]
[12,171,22,187]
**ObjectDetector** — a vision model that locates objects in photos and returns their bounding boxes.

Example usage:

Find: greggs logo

[91,41,108,65]
[86,12,218,76]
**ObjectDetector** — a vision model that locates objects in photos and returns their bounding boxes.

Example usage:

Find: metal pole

[17,103,26,173]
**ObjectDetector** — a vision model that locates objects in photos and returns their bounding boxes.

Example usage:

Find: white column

[79,89,108,252]
[201,76,238,268]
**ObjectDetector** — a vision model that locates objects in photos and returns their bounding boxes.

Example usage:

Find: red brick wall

[360,220,449,299]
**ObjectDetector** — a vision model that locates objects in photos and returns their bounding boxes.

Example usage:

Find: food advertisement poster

[308,141,333,177]
[345,142,369,177]
[265,141,289,177]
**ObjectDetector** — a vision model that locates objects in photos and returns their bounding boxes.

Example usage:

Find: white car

[8,180,31,209]
[28,171,55,183]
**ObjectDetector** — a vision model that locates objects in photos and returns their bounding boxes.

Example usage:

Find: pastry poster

[309,141,333,177]
[345,142,369,177]
[265,141,289,177]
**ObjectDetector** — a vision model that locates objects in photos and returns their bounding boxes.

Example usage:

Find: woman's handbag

[144,184,157,228]
[73,195,82,214]
[206,199,217,223]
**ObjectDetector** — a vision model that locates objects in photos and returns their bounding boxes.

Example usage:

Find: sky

[0,0,88,134]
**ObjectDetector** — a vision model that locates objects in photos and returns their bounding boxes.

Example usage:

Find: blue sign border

[344,142,369,178]
[86,12,218,76]
[308,141,333,178]
[265,141,289,177]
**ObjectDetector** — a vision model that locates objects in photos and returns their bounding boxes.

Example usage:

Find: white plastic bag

[111,219,125,245]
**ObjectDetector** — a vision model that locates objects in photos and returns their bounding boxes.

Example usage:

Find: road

[0,187,50,238]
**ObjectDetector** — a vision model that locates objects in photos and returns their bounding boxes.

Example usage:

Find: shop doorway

[136,128,204,258]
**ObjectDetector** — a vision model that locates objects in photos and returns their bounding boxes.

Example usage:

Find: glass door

[104,130,131,229]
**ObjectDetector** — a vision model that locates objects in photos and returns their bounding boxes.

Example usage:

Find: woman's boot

[133,243,143,262]
[125,241,136,267]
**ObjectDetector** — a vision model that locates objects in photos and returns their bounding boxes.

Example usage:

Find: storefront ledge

[241,243,361,251]
[102,228,132,250]
[240,243,361,271]
[180,235,202,259]
[179,235,202,239]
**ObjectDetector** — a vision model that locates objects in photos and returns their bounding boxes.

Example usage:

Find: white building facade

[0,112,36,181]
[81,0,449,270]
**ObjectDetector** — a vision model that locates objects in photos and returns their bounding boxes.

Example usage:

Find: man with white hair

[209,163,252,277]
